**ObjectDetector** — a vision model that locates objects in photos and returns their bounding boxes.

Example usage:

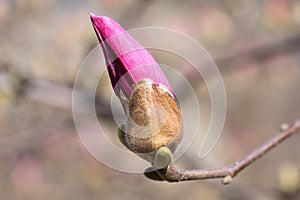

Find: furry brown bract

[126,80,182,154]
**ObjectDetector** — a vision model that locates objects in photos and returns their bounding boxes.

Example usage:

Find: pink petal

[90,13,172,98]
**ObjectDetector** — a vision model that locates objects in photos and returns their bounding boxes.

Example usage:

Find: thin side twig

[157,119,300,184]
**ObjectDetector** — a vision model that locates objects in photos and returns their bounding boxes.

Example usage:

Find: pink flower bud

[89,13,172,99]
[90,13,182,159]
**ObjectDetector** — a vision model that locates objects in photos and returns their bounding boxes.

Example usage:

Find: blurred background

[1,0,300,199]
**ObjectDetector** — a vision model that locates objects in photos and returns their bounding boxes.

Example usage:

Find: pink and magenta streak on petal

[90,13,172,98]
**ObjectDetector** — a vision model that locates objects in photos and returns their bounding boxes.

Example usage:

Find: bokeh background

[1,0,300,199]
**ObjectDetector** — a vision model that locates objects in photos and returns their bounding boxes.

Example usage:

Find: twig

[157,119,300,184]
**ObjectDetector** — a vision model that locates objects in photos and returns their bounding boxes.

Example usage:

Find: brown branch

[157,119,300,184]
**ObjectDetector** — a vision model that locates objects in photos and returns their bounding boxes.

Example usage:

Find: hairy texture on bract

[126,81,182,153]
